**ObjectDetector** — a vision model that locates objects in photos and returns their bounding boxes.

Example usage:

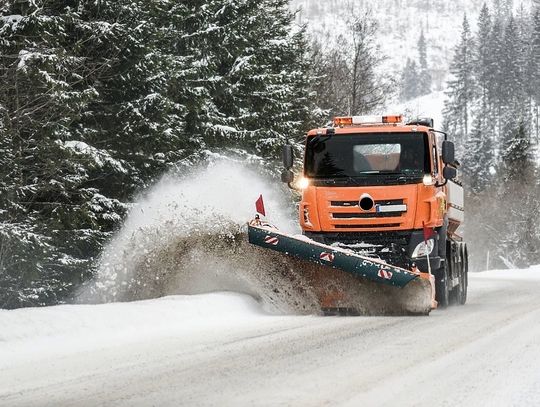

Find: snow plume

[77,159,321,314]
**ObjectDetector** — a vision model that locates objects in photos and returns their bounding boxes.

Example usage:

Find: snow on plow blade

[249,224,417,287]
[248,224,435,315]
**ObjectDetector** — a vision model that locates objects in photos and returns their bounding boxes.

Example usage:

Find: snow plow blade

[248,223,436,315]
[249,224,417,287]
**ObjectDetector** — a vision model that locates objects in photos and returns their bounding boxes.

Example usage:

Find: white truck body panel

[447,180,464,223]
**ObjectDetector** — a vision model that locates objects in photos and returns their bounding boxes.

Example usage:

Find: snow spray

[77,159,322,314]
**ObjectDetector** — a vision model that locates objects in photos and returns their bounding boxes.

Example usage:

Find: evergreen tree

[496,121,538,266]
[182,0,318,156]
[530,8,540,140]
[474,4,493,127]
[443,2,540,269]
[461,117,495,194]
[417,28,432,95]
[486,17,506,138]
[0,0,321,307]
[498,17,528,148]
[502,0,514,19]
[493,0,514,22]
[400,58,420,101]
[443,15,476,148]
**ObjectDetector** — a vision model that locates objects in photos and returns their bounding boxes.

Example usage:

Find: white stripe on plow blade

[264,235,279,246]
[319,252,335,263]
[378,269,393,280]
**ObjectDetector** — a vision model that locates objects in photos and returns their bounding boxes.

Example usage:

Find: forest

[443,2,540,270]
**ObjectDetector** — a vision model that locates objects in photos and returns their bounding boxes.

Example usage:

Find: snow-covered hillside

[388,90,446,127]
[290,0,535,90]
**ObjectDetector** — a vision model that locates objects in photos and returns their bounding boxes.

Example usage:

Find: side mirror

[442,141,455,165]
[282,144,294,170]
[281,169,294,184]
[443,166,457,180]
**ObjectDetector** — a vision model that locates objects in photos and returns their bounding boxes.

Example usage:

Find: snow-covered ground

[2,267,540,406]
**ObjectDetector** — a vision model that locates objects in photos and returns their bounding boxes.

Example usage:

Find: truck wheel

[435,261,450,308]
[457,244,468,305]
[448,241,460,305]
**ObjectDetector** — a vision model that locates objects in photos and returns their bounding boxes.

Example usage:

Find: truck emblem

[378,269,393,280]
[319,252,335,262]
[264,235,279,246]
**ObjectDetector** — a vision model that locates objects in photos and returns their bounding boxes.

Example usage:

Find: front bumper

[304,229,441,272]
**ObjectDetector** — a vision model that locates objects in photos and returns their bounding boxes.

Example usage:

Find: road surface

[1,269,540,407]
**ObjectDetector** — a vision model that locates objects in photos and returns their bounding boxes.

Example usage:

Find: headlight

[423,174,435,186]
[297,177,310,190]
[412,239,435,258]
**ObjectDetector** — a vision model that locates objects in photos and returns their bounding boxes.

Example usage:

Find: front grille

[332,212,403,219]
[375,199,404,206]
[334,223,402,229]
[331,200,359,207]
[331,199,404,207]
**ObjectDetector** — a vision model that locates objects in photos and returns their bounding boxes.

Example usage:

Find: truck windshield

[305,132,429,179]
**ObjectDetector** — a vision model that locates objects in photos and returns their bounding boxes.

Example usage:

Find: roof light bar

[333,117,353,126]
[382,115,403,124]
[332,115,403,127]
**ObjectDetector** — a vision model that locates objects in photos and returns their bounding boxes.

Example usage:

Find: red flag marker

[423,221,434,243]
[255,194,266,216]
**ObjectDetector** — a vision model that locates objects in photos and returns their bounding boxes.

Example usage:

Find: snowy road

[2,269,540,407]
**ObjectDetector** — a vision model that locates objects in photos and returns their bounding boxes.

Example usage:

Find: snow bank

[474,265,540,281]
[0,293,267,363]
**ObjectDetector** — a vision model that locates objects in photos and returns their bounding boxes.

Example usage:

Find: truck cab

[282,115,467,307]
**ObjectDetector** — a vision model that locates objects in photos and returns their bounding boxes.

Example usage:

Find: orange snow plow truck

[248,115,467,314]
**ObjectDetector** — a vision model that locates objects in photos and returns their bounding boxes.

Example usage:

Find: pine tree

[400,58,420,101]
[474,4,493,127]
[443,15,476,148]
[502,0,514,19]
[493,0,514,22]
[0,0,196,306]
[530,8,540,140]
[486,17,506,139]
[0,0,322,307]
[461,117,495,194]
[496,121,537,266]
[175,0,319,157]
[417,28,432,95]
[499,16,528,148]
[443,2,540,270]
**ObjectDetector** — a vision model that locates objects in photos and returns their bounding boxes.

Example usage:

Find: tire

[448,241,460,305]
[435,260,450,308]
[457,244,468,305]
